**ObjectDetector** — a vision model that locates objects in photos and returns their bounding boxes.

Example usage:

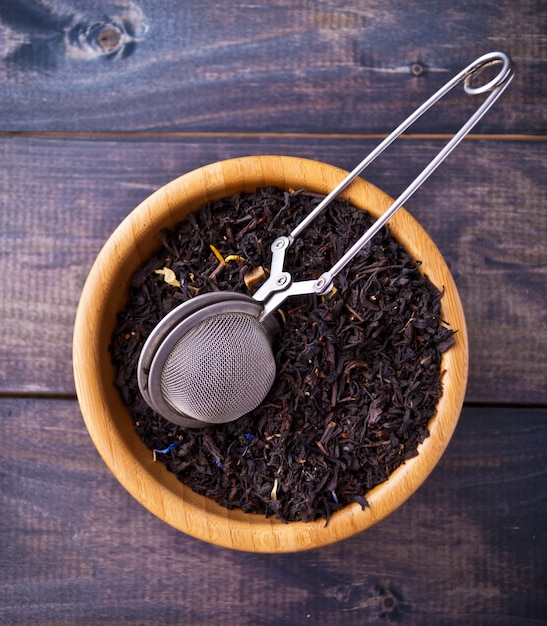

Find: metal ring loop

[464,52,513,96]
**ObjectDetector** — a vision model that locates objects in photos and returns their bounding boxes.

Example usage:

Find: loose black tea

[110,187,456,523]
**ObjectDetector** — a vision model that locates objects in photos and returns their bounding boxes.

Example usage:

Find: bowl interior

[73,155,468,552]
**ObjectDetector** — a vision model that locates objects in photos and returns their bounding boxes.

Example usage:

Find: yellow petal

[271,478,279,501]
[154,267,180,287]
[209,244,225,264]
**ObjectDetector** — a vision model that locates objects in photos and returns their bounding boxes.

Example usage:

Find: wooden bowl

[73,156,468,552]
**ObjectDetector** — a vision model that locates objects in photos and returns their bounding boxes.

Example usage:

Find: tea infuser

[137,51,514,428]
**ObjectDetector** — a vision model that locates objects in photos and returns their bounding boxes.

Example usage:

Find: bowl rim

[73,155,468,552]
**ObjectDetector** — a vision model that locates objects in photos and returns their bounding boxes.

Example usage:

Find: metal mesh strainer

[160,312,276,423]
[136,52,513,428]
[138,292,277,428]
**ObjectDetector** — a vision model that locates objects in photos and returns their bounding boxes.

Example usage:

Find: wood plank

[0,0,544,134]
[1,135,545,403]
[0,398,545,624]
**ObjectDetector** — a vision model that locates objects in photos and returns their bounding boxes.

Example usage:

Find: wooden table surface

[1,1,546,624]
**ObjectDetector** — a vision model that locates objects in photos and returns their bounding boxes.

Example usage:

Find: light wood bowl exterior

[73,156,468,553]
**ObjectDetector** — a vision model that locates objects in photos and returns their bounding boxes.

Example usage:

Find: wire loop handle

[254,51,514,319]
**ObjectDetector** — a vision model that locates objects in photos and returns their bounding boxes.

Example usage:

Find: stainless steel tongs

[253,51,514,320]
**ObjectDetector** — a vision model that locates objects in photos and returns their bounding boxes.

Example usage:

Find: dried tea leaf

[244,266,266,290]
[368,398,383,424]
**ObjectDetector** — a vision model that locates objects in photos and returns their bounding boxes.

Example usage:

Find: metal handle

[254,51,514,320]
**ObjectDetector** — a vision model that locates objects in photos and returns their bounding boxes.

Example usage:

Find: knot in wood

[410,62,425,77]
[95,24,124,53]
[86,21,127,56]
[65,4,148,60]
[380,592,397,613]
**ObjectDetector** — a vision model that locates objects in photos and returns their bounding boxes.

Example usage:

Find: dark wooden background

[0,1,545,624]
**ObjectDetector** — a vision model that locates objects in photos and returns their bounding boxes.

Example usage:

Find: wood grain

[0,0,544,622]
[0,0,544,133]
[0,135,545,404]
[0,399,545,624]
